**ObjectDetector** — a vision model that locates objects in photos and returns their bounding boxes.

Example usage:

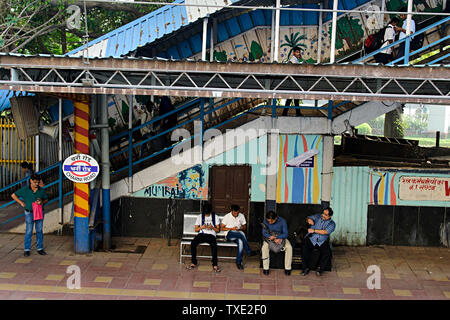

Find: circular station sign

[63,154,100,183]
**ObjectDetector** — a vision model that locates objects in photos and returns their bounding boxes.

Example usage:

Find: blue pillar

[74,216,90,253]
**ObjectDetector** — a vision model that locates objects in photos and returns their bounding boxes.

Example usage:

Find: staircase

[1,15,448,235]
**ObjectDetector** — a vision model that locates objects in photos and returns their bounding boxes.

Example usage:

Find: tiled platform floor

[0,234,448,300]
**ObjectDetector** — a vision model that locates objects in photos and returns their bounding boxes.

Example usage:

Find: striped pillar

[73,99,90,253]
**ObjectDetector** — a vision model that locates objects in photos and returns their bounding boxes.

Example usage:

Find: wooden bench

[179,212,237,264]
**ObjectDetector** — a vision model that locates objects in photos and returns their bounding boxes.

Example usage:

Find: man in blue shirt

[261,210,292,276]
[301,207,336,276]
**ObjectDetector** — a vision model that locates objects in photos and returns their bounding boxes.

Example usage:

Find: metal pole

[403,0,413,64]
[274,0,281,62]
[202,17,208,61]
[330,0,339,63]
[271,8,275,62]
[209,18,214,62]
[317,3,323,63]
[321,134,334,209]
[128,95,133,193]
[100,94,111,250]
[58,98,63,228]
[35,136,39,172]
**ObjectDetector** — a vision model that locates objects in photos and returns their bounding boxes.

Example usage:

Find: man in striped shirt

[301,207,336,276]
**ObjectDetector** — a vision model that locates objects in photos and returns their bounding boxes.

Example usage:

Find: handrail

[352,16,450,64]
[0,161,71,227]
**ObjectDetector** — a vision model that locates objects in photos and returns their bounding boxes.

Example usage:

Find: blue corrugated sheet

[331,166,370,246]
[0,91,34,112]
[66,0,189,57]
[154,0,373,60]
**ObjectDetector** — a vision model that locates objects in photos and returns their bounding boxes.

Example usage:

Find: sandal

[186,263,197,270]
[213,266,221,273]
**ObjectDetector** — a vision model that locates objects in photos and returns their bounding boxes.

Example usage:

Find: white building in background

[404,104,450,135]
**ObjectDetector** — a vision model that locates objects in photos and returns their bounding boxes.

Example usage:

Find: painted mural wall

[191,0,444,63]
[369,168,450,207]
[276,134,323,204]
[133,135,268,202]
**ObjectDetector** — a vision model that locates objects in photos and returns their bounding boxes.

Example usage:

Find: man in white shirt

[188,202,221,273]
[220,204,257,270]
[283,46,302,117]
[395,8,416,63]
[374,17,400,64]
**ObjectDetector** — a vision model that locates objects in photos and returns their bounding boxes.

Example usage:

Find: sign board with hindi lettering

[398,176,450,202]
[63,154,100,183]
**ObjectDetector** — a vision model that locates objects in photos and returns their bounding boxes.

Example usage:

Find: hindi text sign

[63,154,99,183]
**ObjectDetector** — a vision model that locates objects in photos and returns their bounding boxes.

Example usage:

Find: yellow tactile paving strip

[0,283,359,300]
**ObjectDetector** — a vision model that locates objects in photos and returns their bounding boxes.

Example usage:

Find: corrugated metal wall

[331,166,370,246]
[0,118,35,188]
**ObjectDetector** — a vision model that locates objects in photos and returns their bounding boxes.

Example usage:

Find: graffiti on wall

[370,169,450,206]
[276,135,322,204]
[192,0,443,63]
[135,164,208,199]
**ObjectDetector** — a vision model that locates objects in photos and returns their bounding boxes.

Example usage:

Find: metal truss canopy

[0,55,449,104]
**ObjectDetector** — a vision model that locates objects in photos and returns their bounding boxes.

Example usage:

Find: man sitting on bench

[187,202,221,273]
[261,210,293,276]
[221,204,258,270]
[301,207,336,277]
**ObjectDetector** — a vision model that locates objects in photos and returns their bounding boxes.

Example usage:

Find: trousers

[302,237,331,271]
[190,233,218,267]
[24,210,44,251]
[261,239,292,270]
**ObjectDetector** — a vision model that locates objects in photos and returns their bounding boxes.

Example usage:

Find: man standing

[221,204,258,270]
[11,174,48,257]
[282,46,302,117]
[261,210,292,276]
[395,8,416,63]
[187,202,221,273]
[301,207,336,277]
[374,17,400,64]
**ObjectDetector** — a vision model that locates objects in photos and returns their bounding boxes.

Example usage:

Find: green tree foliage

[356,123,372,135]
[0,0,170,54]
[401,108,429,136]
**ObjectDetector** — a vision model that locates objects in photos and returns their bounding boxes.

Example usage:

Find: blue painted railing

[352,16,450,65]
[0,161,72,226]
[1,15,448,227]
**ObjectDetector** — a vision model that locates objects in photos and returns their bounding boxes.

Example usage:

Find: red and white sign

[398,176,450,202]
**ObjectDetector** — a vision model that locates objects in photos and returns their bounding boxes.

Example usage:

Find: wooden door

[209,165,251,226]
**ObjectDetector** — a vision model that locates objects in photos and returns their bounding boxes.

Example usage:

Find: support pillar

[73,98,90,254]
[265,129,279,214]
[321,134,334,209]
[100,94,111,250]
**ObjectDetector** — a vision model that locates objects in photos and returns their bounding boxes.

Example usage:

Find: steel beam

[0,54,448,104]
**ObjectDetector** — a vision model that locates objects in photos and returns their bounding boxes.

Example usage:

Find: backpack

[410,32,424,51]
[364,26,391,54]
[201,212,217,228]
